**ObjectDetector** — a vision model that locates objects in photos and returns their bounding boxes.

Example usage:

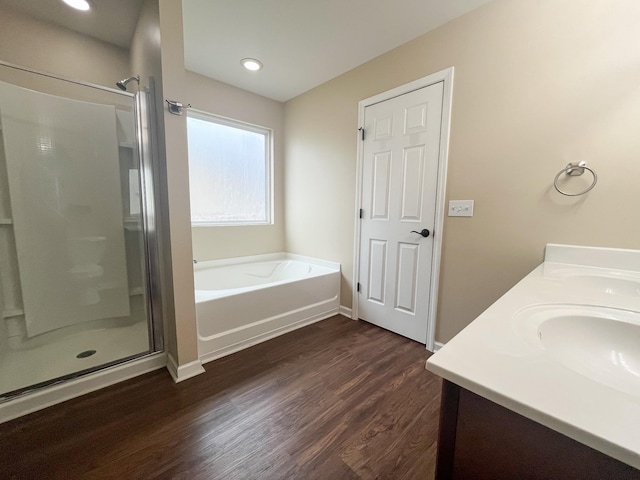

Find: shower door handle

[410,229,430,238]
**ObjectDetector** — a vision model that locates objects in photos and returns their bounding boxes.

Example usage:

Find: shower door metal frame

[135,83,165,352]
[0,60,165,400]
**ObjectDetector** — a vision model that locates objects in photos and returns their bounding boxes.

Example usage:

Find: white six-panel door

[358,81,444,343]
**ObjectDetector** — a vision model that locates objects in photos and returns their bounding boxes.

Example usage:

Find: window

[186,112,272,225]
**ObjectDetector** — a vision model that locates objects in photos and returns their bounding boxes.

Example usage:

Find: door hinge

[358,127,365,141]
[357,282,361,292]
[359,208,363,219]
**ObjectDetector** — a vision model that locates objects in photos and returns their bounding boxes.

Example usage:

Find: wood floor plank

[0,315,441,479]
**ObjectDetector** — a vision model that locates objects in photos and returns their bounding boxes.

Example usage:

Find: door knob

[410,229,430,238]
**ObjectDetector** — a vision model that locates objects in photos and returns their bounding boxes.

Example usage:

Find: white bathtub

[194,253,340,363]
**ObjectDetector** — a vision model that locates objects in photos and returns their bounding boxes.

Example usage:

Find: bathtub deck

[0,315,441,479]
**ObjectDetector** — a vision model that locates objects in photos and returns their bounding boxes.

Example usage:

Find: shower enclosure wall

[0,61,164,405]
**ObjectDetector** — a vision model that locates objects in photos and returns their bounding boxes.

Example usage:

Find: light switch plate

[448,200,474,217]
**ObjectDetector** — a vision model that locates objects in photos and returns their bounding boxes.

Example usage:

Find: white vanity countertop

[426,244,640,470]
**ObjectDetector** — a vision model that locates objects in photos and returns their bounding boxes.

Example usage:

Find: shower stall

[0,61,164,404]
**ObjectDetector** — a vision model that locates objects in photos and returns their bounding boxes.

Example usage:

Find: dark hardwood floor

[0,315,441,479]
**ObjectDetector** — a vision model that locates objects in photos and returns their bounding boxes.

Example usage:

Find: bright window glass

[187,112,271,224]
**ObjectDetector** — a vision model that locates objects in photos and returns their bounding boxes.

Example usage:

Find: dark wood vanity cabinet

[435,380,640,480]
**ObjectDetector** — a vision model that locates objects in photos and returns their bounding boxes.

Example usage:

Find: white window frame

[187,110,274,226]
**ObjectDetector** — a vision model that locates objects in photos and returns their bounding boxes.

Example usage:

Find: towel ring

[553,161,597,196]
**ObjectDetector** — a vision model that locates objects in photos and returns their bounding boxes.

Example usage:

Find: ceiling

[0,0,143,49]
[182,0,492,102]
[1,0,492,102]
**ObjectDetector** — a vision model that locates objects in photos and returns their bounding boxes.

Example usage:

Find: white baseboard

[199,308,338,365]
[0,352,167,424]
[166,354,205,383]
[425,342,445,370]
[339,305,353,318]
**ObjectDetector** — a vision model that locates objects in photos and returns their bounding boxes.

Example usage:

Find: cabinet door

[436,381,640,480]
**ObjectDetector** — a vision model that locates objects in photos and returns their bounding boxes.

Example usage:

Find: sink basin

[570,276,640,296]
[514,305,640,397]
[544,267,640,296]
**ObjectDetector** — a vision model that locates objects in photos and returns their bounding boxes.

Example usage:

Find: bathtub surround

[194,253,340,363]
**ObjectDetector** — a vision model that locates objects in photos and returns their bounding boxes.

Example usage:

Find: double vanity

[427,244,640,479]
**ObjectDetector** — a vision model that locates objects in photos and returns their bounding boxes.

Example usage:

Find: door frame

[352,67,454,352]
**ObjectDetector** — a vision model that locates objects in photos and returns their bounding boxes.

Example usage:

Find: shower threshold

[0,317,149,398]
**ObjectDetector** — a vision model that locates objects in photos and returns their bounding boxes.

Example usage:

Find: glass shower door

[0,63,158,398]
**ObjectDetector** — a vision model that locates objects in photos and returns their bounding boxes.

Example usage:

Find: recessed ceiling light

[241,58,263,72]
[62,0,91,11]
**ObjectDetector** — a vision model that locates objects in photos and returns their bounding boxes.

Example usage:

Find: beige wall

[157,0,198,365]
[0,5,129,88]
[187,71,285,261]
[284,0,640,343]
[130,0,163,93]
